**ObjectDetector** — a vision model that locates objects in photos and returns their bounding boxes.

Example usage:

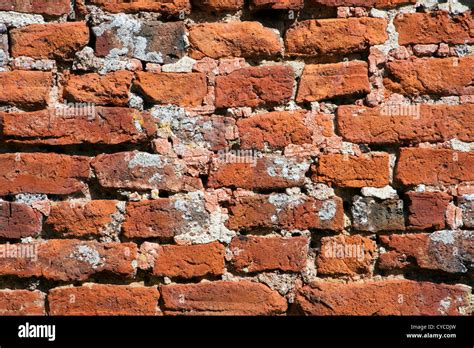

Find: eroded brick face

[384,57,474,96]
[0,71,52,106]
[285,18,387,57]
[297,61,370,102]
[0,0,472,318]
[189,22,282,59]
[0,202,42,239]
[10,23,89,61]
[215,65,294,107]
[48,284,161,316]
[2,108,156,145]
[295,280,471,315]
[0,0,71,16]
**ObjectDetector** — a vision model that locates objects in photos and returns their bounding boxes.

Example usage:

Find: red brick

[317,235,376,276]
[46,200,121,238]
[0,202,42,239]
[285,18,387,57]
[215,65,294,108]
[49,284,161,316]
[337,104,474,144]
[297,61,370,102]
[379,231,473,273]
[395,11,473,46]
[153,242,225,278]
[2,108,156,145]
[0,290,45,316]
[385,57,474,96]
[10,22,89,60]
[251,0,304,9]
[309,0,416,7]
[63,71,133,106]
[189,22,282,59]
[0,153,91,195]
[226,194,344,231]
[296,280,472,315]
[229,236,308,272]
[92,152,202,193]
[134,72,207,106]
[123,195,210,239]
[314,153,390,188]
[0,240,137,281]
[237,111,313,150]
[396,148,474,186]
[123,199,179,238]
[208,155,310,190]
[0,71,52,107]
[88,0,191,14]
[161,281,287,315]
[193,0,244,11]
[406,192,451,230]
[0,0,71,16]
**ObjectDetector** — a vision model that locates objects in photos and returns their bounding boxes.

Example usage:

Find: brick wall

[0,0,473,316]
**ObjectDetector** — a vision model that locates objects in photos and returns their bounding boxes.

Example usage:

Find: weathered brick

[317,235,376,276]
[285,18,387,57]
[226,194,344,231]
[0,153,91,195]
[189,22,282,59]
[49,284,161,316]
[152,242,225,278]
[0,290,45,316]
[193,0,244,11]
[297,61,370,102]
[395,11,473,46]
[396,148,474,186]
[406,192,450,230]
[352,196,405,232]
[337,104,474,144]
[0,202,42,239]
[379,231,473,273]
[237,111,313,150]
[92,151,202,192]
[10,22,89,60]
[0,240,137,281]
[88,0,191,15]
[385,57,474,96]
[123,194,209,238]
[155,113,236,152]
[134,72,207,106]
[309,0,416,7]
[161,281,287,315]
[295,280,471,315]
[458,195,474,228]
[208,155,310,190]
[0,71,52,107]
[215,65,294,108]
[0,0,71,16]
[314,153,390,188]
[95,21,186,64]
[251,0,304,9]
[229,236,308,273]
[63,71,133,106]
[46,200,121,238]
[2,108,156,145]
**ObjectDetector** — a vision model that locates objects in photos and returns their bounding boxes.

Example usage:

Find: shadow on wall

[451,0,473,8]
[459,0,474,10]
